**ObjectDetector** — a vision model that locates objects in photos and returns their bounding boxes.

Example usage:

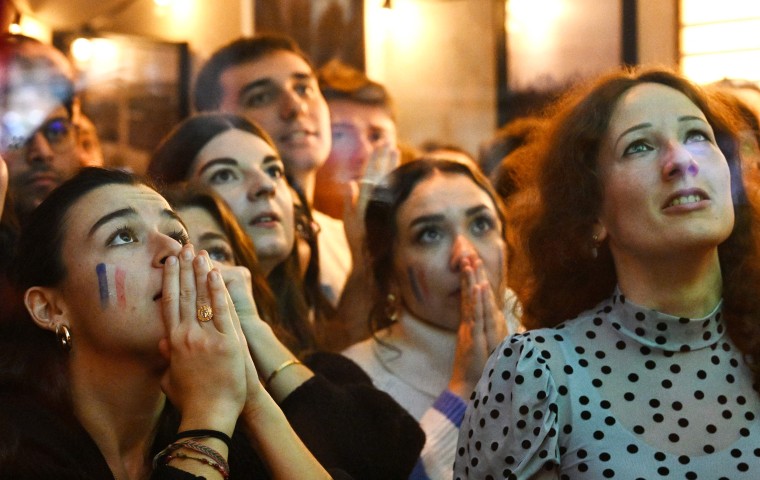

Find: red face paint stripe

[115,267,126,309]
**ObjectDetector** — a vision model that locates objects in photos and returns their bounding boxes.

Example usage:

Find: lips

[280,127,316,145]
[662,188,709,209]
[249,211,281,227]
[25,172,60,187]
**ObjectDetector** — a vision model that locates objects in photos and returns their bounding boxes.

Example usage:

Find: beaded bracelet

[174,429,232,449]
[153,439,230,479]
[164,451,230,479]
[265,358,302,389]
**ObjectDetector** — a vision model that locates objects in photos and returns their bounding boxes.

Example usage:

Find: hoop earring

[55,324,72,352]
[591,234,600,259]
[385,293,399,322]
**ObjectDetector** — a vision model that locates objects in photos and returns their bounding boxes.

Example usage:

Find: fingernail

[182,248,193,260]
[166,256,177,265]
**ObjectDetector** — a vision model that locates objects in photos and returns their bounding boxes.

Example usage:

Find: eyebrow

[614,115,708,150]
[197,157,238,176]
[408,204,491,228]
[237,72,315,101]
[199,231,229,243]
[89,207,136,237]
[88,207,187,237]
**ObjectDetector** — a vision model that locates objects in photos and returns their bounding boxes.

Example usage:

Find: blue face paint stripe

[407,266,424,303]
[96,263,109,306]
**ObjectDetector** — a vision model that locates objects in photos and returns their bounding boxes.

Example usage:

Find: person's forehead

[69,184,170,227]
[328,99,393,124]
[222,50,315,86]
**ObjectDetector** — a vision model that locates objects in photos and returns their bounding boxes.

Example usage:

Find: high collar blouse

[454,289,760,479]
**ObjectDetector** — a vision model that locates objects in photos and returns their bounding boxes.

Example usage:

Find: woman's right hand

[448,254,509,399]
[343,143,400,260]
[159,245,247,434]
[216,263,315,405]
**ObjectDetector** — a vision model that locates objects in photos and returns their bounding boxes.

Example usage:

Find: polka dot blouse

[454,289,760,479]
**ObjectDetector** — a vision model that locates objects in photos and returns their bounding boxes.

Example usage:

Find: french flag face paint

[96,263,127,309]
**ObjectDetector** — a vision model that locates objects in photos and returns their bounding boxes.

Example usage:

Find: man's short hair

[317,59,396,121]
[193,33,314,112]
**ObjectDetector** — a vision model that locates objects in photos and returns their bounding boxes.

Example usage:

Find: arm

[453,333,562,479]
[220,265,423,479]
[158,246,246,479]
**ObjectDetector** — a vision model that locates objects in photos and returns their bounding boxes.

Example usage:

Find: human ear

[24,286,68,333]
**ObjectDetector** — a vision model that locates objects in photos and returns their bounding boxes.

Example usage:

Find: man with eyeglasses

[1,34,82,223]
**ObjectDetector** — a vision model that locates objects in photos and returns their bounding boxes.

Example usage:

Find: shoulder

[0,388,111,477]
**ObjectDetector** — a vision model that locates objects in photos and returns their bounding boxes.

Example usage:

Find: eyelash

[170,229,190,246]
[107,225,136,246]
[106,226,189,247]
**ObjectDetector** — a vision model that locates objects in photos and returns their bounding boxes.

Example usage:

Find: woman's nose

[246,172,276,201]
[450,234,476,272]
[154,233,184,267]
[662,140,699,180]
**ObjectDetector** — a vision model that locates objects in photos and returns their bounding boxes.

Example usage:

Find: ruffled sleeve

[454,333,561,480]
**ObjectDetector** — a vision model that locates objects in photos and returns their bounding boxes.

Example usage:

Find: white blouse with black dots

[454,289,760,479]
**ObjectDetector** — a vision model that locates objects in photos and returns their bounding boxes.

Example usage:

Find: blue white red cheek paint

[96,263,127,309]
[406,266,429,303]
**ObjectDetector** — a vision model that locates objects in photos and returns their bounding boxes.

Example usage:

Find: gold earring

[55,324,72,352]
[385,293,399,322]
[591,234,600,259]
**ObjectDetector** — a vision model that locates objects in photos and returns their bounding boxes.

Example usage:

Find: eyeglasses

[1,117,76,154]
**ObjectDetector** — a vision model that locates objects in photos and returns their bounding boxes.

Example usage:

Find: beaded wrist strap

[164,451,230,479]
[174,429,232,449]
[265,358,302,389]
[154,439,230,479]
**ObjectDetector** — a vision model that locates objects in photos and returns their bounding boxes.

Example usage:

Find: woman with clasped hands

[0,167,344,479]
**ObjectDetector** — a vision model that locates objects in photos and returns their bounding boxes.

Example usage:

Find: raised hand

[448,254,509,399]
[159,245,247,435]
[343,143,400,258]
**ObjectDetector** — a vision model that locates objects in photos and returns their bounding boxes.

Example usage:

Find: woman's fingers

[194,251,213,325]
[178,244,197,324]
[208,268,234,334]
[161,255,180,332]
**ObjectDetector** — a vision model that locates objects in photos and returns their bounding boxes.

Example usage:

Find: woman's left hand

[448,254,508,399]
[159,246,249,434]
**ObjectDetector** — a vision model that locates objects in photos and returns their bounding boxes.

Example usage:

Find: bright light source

[70,37,93,63]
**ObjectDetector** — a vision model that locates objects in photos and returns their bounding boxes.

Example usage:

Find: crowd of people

[1,23,760,480]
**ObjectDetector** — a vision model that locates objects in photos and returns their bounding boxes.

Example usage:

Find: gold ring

[197,304,213,322]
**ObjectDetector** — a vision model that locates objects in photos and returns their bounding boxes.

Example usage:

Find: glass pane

[682,51,760,84]
[681,20,760,55]
[681,0,760,25]
[507,0,620,90]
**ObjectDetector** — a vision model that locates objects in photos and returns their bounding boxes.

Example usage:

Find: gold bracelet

[265,359,302,389]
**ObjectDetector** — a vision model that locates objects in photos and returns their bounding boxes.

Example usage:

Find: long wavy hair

[515,67,760,389]
[364,159,508,333]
